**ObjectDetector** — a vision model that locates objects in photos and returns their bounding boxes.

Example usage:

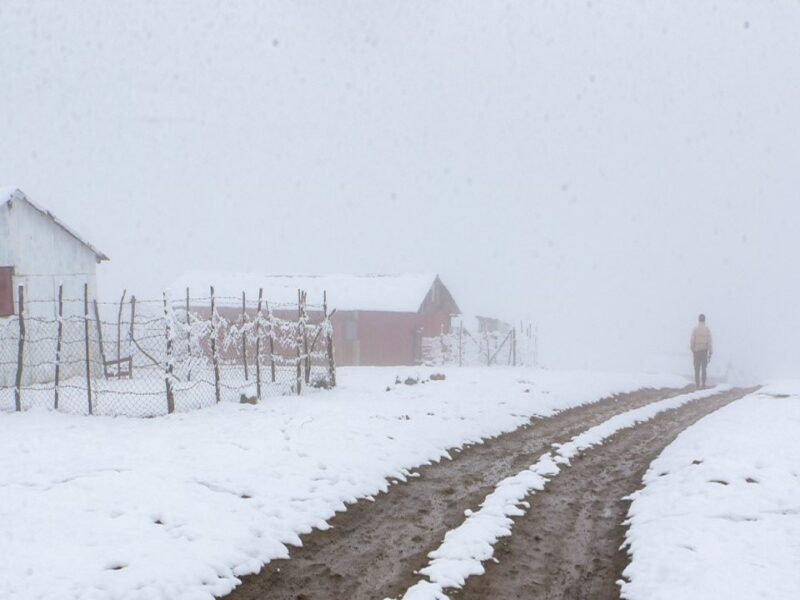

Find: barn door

[0,266,14,317]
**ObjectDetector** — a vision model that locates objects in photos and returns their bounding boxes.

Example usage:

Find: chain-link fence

[0,285,336,417]
[421,323,537,367]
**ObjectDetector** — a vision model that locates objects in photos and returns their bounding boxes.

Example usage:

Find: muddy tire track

[224,386,691,600]
[456,387,753,600]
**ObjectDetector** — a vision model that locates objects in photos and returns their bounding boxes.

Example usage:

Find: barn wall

[331,309,453,366]
[0,199,99,319]
[0,200,102,387]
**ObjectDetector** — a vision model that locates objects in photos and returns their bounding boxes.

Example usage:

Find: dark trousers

[693,350,709,388]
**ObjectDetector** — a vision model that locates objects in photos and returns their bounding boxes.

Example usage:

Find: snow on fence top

[168,271,442,313]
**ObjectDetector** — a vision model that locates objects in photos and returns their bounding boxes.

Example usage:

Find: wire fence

[421,322,537,367]
[0,285,336,417]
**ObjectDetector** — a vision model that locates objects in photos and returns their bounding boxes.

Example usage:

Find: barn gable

[1,187,108,263]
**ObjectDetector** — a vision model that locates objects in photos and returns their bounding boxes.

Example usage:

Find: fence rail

[0,285,336,417]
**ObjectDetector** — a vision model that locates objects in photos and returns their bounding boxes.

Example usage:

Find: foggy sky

[1,1,798,381]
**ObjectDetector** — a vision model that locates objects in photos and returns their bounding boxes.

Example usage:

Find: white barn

[0,187,108,319]
[1,188,108,389]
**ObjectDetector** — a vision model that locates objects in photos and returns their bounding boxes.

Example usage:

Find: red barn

[169,272,461,366]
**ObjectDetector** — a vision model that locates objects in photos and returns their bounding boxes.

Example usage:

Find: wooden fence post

[255,288,263,400]
[458,321,463,367]
[266,301,276,383]
[163,293,175,414]
[210,286,221,403]
[296,290,302,395]
[324,291,336,387]
[302,292,310,385]
[93,299,108,378]
[14,285,25,412]
[83,283,93,415]
[129,296,136,379]
[512,328,517,367]
[116,290,126,379]
[241,291,249,381]
[185,288,192,381]
[54,285,64,409]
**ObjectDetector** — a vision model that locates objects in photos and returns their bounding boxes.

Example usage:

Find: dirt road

[225,386,708,600]
[457,386,751,600]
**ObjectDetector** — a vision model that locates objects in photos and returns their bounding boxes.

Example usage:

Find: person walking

[690,314,713,389]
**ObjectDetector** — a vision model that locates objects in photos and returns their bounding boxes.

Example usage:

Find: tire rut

[224,386,691,600]
[456,387,754,600]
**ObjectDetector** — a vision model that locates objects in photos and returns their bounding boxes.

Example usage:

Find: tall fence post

[296,290,303,395]
[324,291,336,387]
[512,328,517,366]
[54,285,64,409]
[93,299,108,378]
[14,285,25,412]
[129,296,136,379]
[163,293,175,414]
[210,286,221,403]
[116,290,126,380]
[241,291,249,381]
[83,283,93,415]
[255,288,263,400]
[185,288,192,381]
[302,291,310,385]
[267,301,276,383]
[458,321,463,367]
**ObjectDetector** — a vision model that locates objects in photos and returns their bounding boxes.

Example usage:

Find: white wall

[0,196,99,319]
[1,196,103,387]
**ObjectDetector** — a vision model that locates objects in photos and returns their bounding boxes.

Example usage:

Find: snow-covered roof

[168,271,447,312]
[1,187,109,262]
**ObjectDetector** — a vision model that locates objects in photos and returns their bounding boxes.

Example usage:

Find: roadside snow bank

[399,385,728,599]
[621,383,800,600]
[0,367,685,600]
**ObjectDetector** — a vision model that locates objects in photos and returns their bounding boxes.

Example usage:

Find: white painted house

[0,187,108,319]
[1,188,108,388]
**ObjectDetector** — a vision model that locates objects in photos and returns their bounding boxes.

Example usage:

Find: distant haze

[1,1,797,381]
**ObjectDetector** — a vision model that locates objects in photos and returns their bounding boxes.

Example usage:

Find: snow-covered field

[0,366,685,600]
[622,382,800,600]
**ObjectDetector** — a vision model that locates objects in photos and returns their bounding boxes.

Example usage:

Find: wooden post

[210,286,221,403]
[116,290,126,379]
[296,290,302,395]
[255,288,263,400]
[302,292,310,385]
[458,321,463,367]
[129,296,136,378]
[83,283,93,415]
[512,328,517,367]
[241,291,249,381]
[267,301,276,383]
[185,288,191,382]
[163,293,175,414]
[93,299,108,378]
[54,285,64,409]
[14,285,25,412]
[324,291,336,387]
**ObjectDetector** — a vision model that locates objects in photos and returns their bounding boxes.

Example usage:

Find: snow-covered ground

[0,366,685,600]
[622,382,800,600]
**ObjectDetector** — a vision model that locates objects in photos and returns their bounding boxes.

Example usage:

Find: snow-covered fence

[0,285,336,417]
[421,323,537,367]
